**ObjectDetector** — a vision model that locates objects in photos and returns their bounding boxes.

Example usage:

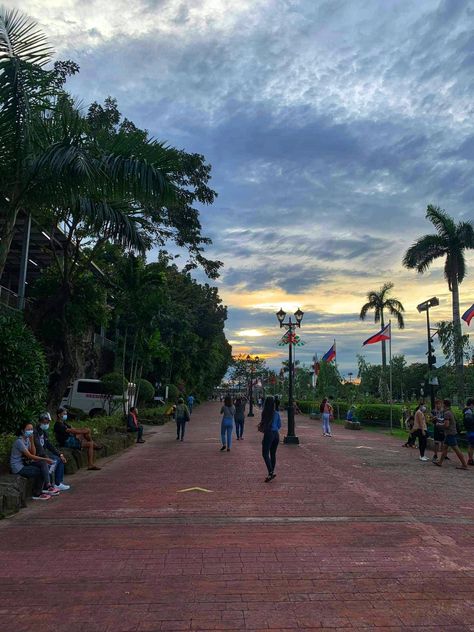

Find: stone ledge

[344,421,361,430]
[0,430,136,519]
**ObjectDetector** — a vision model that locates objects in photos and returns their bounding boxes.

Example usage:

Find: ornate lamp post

[417,297,439,409]
[276,307,304,444]
[246,354,259,417]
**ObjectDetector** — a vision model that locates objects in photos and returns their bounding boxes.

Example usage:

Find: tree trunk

[451,277,465,403]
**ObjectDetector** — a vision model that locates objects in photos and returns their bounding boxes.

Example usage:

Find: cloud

[11,0,474,372]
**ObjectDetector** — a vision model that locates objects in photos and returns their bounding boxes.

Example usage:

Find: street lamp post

[246,354,259,417]
[276,307,304,444]
[417,297,439,410]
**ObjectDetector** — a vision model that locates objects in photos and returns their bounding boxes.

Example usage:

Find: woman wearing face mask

[10,421,57,500]
[34,413,70,491]
[54,408,101,471]
[411,403,429,461]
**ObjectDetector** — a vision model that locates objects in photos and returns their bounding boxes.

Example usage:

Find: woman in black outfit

[260,396,281,482]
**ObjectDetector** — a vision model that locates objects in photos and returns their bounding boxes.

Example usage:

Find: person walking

[434,399,468,470]
[187,394,195,414]
[411,403,429,461]
[431,399,445,462]
[320,397,333,437]
[260,396,281,482]
[175,398,191,441]
[463,398,474,466]
[220,395,235,452]
[234,396,246,440]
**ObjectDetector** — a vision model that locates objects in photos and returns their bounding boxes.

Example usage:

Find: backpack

[463,407,474,432]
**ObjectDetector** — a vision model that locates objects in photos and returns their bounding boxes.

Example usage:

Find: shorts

[467,432,474,447]
[433,429,445,443]
[65,436,82,450]
[444,435,458,447]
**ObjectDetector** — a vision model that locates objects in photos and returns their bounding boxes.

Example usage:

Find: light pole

[417,297,439,410]
[246,354,259,417]
[276,307,304,444]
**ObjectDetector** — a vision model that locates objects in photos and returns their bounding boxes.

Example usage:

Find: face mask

[62,414,68,421]
[24,429,34,437]
[40,423,49,431]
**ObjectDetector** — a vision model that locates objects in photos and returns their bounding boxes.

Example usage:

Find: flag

[363,323,391,346]
[322,342,336,363]
[278,331,305,346]
[462,303,474,326]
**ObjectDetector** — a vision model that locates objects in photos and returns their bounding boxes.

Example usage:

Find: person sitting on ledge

[54,408,102,471]
[34,413,71,491]
[10,421,58,501]
[127,406,145,443]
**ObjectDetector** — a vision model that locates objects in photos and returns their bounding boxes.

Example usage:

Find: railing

[0,285,21,310]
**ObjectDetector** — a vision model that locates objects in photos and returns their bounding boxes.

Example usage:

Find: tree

[359,282,405,368]
[436,320,471,367]
[403,205,474,400]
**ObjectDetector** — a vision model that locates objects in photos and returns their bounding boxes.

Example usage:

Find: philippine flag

[363,323,391,346]
[462,303,474,326]
[322,342,336,363]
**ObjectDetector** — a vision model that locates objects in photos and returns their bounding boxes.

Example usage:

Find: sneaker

[57,483,70,491]
[420,456,430,461]
[32,494,51,501]
[43,487,60,496]
[445,456,450,460]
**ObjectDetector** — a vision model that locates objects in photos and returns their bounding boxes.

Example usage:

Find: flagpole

[389,320,393,435]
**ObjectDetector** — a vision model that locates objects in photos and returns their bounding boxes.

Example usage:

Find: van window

[76,381,105,395]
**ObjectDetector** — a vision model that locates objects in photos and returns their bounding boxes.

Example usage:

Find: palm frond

[457,221,474,249]
[403,234,447,273]
[386,300,405,329]
[359,302,371,320]
[426,204,456,239]
[0,8,52,65]
[379,281,394,299]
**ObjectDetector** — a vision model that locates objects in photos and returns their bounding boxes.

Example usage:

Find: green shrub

[355,403,403,425]
[296,400,350,419]
[139,406,169,425]
[167,384,179,401]
[0,312,47,434]
[137,379,155,405]
[101,372,127,395]
[66,406,88,421]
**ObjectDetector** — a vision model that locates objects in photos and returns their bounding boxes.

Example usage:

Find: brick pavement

[0,402,473,631]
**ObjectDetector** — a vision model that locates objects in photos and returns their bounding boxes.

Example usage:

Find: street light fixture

[246,354,259,417]
[417,297,439,409]
[275,307,304,444]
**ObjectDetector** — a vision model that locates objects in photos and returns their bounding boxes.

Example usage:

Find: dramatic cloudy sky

[14,0,474,374]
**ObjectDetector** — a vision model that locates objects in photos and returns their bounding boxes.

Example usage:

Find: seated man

[127,407,145,443]
[34,413,70,491]
[54,408,101,471]
[10,421,58,500]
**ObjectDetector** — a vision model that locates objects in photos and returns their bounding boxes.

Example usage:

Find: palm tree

[0,8,173,279]
[359,282,405,368]
[403,205,474,398]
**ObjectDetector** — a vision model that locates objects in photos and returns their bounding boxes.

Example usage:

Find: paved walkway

[1,402,474,631]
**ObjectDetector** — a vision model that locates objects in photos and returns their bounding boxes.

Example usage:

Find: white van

[60,379,134,417]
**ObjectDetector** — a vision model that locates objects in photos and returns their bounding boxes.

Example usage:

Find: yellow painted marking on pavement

[177,487,214,493]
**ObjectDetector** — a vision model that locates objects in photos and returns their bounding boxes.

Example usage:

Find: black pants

[262,431,279,475]
[413,429,427,457]
[128,425,144,441]
[176,419,187,440]
[235,418,244,438]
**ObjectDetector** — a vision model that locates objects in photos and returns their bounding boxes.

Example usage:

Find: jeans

[176,419,187,440]
[50,455,65,485]
[413,429,427,457]
[235,418,244,438]
[128,425,144,441]
[322,412,331,435]
[262,431,279,475]
[17,462,49,496]
[221,419,233,448]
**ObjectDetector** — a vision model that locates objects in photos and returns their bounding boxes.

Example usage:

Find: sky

[12,0,474,375]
